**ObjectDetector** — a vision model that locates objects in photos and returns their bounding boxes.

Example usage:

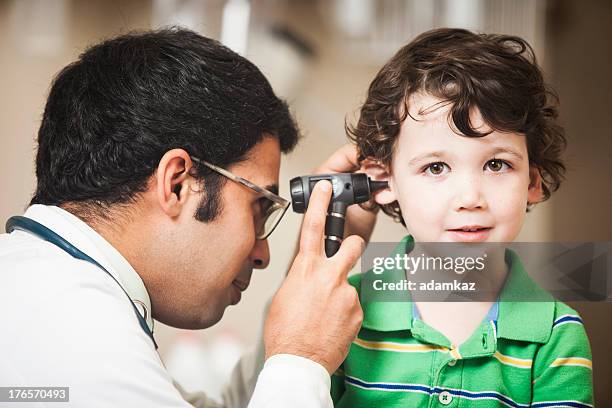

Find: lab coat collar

[23,204,154,333]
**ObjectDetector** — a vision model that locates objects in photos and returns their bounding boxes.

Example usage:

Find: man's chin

[198,304,229,329]
[156,306,227,330]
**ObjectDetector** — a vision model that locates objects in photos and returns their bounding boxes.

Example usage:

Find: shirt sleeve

[176,345,261,408]
[177,313,332,408]
[531,309,594,407]
[247,354,333,408]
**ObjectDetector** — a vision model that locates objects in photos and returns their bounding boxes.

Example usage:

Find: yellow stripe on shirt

[493,351,532,368]
[550,357,592,370]
[353,338,447,353]
[449,347,462,360]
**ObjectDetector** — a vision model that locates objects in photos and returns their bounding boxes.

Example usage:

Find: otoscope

[289,173,388,257]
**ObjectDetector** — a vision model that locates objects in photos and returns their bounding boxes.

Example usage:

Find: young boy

[332,28,593,407]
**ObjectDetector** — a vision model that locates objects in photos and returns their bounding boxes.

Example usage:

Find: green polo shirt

[332,235,593,407]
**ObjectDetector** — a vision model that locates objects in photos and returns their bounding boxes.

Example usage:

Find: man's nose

[453,173,487,211]
[251,238,270,269]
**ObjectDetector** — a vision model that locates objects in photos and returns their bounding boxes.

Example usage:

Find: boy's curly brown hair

[347,28,566,225]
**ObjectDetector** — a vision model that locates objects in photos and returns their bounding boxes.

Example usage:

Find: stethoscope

[5,216,158,349]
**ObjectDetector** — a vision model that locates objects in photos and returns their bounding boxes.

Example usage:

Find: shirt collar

[358,235,554,343]
[496,249,554,343]
[358,235,416,332]
[22,204,154,332]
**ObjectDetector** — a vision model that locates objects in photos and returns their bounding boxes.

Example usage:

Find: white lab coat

[0,205,332,407]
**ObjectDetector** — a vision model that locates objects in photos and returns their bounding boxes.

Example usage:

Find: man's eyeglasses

[190,157,290,240]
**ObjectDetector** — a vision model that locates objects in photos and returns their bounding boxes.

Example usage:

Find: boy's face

[372,93,543,243]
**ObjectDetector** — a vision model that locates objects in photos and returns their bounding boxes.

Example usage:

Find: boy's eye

[485,159,511,172]
[424,162,449,176]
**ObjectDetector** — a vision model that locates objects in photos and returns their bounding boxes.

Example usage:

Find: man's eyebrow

[264,184,279,195]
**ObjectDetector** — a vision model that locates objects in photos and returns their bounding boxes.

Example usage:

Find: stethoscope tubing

[5,215,158,349]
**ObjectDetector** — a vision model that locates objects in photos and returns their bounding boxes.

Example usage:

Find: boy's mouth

[446,225,492,242]
[448,225,492,232]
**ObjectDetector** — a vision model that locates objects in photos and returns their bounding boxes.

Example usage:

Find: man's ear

[156,149,194,217]
[527,165,544,205]
[362,159,397,205]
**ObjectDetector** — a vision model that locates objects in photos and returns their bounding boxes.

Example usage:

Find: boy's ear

[527,165,544,205]
[361,159,397,205]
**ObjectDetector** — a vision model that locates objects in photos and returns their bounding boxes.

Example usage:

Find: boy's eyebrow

[407,147,524,166]
[408,151,446,166]
[490,147,525,161]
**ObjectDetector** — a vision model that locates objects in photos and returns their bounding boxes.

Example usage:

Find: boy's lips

[446,226,493,242]
[448,225,492,232]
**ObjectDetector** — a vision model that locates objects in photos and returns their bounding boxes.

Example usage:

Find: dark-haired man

[0,28,371,407]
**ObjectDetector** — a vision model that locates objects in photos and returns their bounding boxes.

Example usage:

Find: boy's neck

[406,246,508,348]
[406,243,509,303]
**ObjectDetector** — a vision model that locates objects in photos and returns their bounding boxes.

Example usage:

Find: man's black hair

[31,27,299,222]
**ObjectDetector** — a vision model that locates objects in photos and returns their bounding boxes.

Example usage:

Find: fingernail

[319,181,331,192]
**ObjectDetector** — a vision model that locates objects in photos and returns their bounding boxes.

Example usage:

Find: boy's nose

[453,175,487,211]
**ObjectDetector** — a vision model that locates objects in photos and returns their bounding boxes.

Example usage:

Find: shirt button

[448,359,457,366]
[439,391,453,405]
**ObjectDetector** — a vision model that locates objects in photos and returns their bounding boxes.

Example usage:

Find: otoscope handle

[324,210,345,257]
[325,238,341,258]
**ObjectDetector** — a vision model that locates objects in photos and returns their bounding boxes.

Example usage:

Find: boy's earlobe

[362,159,397,205]
[527,166,544,204]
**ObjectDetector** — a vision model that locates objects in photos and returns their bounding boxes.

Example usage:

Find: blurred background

[1,0,610,404]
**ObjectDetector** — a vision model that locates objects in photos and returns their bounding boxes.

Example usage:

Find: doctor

[0,28,378,407]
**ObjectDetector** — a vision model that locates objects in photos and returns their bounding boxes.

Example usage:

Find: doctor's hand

[313,144,379,245]
[264,180,364,374]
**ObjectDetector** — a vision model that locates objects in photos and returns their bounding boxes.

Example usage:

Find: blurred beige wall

[0,0,609,403]
[546,0,612,404]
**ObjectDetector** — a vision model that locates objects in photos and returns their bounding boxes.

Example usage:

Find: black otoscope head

[289,173,388,257]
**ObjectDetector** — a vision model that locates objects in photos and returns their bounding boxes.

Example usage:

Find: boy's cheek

[494,193,528,227]
[396,190,447,239]
[395,179,529,240]
[397,180,448,211]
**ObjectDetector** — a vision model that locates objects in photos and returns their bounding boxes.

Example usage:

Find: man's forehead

[228,137,281,190]
[230,160,279,187]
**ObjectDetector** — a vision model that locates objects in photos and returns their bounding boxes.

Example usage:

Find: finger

[315,144,359,174]
[331,234,365,279]
[299,180,332,255]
